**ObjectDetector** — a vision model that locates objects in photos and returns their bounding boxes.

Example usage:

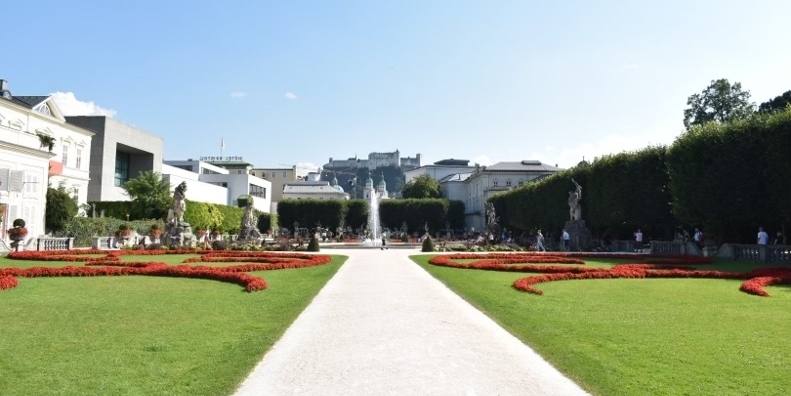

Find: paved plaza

[234,248,589,396]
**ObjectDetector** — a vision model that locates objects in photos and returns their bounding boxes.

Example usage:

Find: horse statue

[167,181,187,225]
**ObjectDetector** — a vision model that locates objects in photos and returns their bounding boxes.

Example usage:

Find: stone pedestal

[164,222,196,248]
[564,219,592,251]
[237,225,263,245]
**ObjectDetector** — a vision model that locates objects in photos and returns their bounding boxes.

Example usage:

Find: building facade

[404,159,477,184]
[1,80,95,239]
[163,160,272,212]
[250,166,297,202]
[459,161,562,230]
[65,116,163,202]
[324,150,422,171]
[282,178,349,200]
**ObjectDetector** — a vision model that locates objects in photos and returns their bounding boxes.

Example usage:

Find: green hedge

[60,218,165,247]
[491,107,791,244]
[345,200,369,231]
[277,199,348,232]
[257,212,277,234]
[379,199,460,233]
[666,108,791,241]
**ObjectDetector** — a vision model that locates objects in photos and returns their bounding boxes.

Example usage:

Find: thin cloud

[49,92,117,117]
[285,92,298,100]
[473,155,492,166]
[295,162,320,177]
[230,91,247,99]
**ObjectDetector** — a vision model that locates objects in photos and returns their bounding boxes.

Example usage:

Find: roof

[285,181,330,187]
[433,158,470,166]
[283,185,350,195]
[484,161,562,172]
[438,173,472,183]
[9,96,49,109]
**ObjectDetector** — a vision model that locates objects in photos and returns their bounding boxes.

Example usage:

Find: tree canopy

[758,90,791,114]
[45,187,78,232]
[683,79,754,130]
[122,171,171,219]
[401,174,441,199]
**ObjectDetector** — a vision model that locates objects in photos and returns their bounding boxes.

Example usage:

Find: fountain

[361,189,382,247]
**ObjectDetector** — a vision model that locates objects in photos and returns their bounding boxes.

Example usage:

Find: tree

[758,90,791,114]
[45,187,78,233]
[683,79,755,130]
[401,174,441,199]
[122,171,171,219]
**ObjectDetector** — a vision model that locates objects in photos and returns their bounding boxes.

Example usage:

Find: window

[75,148,82,169]
[249,184,266,198]
[36,104,52,116]
[114,152,130,187]
[506,179,512,187]
[237,170,242,174]
[283,171,287,177]
[62,145,69,167]
[251,171,256,176]
[493,178,499,187]
[272,172,276,178]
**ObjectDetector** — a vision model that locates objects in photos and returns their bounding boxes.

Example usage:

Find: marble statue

[568,179,582,221]
[237,198,263,242]
[167,182,187,225]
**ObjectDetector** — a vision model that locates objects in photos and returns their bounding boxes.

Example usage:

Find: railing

[91,236,116,250]
[36,237,74,251]
[650,241,703,256]
[611,240,637,252]
[718,244,791,263]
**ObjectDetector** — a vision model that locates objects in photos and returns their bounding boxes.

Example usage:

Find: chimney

[0,79,10,99]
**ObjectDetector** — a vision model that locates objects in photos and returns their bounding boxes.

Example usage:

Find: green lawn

[412,254,791,396]
[0,253,346,396]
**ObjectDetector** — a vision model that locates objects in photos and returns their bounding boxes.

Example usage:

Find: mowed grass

[412,254,791,396]
[0,253,346,396]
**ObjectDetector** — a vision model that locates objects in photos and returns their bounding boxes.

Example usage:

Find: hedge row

[491,108,791,243]
[60,218,165,247]
[276,198,465,233]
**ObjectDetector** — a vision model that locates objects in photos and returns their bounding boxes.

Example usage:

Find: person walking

[536,229,546,252]
[634,229,644,253]
[562,229,570,251]
[757,227,769,245]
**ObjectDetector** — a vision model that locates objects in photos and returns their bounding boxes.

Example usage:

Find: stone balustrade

[717,244,791,263]
[36,237,75,251]
[610,240,637,252]
[650,240,703,256]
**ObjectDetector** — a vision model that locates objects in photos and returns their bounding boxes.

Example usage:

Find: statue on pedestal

[163,181,196,247]
[568,178,582,221]
[237,197,263,243]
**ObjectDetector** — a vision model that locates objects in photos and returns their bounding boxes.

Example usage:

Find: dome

[332,184,345,193]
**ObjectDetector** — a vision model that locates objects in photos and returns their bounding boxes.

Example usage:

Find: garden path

[233,248,590,396]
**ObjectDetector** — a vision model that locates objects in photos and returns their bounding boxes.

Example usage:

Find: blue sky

[4,0,790,173]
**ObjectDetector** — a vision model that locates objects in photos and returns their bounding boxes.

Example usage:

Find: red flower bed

[428,252,790,297]
[3,249,333,293]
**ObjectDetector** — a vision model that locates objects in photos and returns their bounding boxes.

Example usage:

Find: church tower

[376,172,388,199]
[363,173,374,200]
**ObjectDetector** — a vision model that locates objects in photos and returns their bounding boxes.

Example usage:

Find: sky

[4,0,790,175]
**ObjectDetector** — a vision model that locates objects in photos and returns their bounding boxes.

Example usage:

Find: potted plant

[148,224,162,239]
[115,224,132,238]
[7,218,28,251]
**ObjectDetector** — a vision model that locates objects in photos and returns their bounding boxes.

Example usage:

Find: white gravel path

[233,249,590,396]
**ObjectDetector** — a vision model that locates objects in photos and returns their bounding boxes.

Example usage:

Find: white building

[439,161,562,230]
[1,80,95,239]
[404,159,476,184]
[163,160,272,212]
[282,177,349,200]
[363,174,389,200]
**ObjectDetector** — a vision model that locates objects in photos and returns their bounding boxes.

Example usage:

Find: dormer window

[36,103,52,116]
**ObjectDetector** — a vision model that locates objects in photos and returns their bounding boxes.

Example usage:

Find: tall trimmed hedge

[277,199,348,232]
[345,200,369,231]
[491,107,791,244]
[666,108,791,241]
[257,212,277,234]
[379,199,455,233]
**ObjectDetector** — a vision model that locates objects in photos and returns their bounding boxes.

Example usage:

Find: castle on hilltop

[323,150,421,172]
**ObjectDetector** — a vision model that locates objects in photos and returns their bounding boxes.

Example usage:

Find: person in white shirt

[634,229,644,253]
[693,228,703,248]
[535,229,546,252]
[757,227,769,245]
[562,229,570,251]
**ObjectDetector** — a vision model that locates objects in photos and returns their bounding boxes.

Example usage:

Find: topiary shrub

[307,236,320,252]
[422,236,435,252]
[211,240,228,250]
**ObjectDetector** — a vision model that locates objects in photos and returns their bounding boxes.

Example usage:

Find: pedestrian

[634,229,644,253]
[694,228,703,248]
[773,231,786,245]
[562,229,570,251]
[536,229,546,252]
[757,227,769,245]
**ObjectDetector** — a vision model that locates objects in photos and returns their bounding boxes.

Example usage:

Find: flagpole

[221,137,225,159]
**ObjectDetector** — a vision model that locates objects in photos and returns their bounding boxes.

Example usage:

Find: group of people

[532,228,571,252]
